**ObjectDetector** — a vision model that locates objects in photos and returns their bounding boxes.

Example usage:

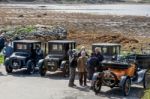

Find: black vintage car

[38,40,76,76]
[4,40,42,74]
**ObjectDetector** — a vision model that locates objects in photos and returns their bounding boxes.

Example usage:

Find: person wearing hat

[77,51,88,86]
[78,46,89,58]
[3,42,13,60]
[68,49,78,87]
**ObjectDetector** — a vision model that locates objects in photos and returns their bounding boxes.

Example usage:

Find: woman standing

[77,51,88,86]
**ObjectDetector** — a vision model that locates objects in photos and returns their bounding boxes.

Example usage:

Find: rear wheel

[63,64,69,77]
[143,71,150,89]
[122,77,131,96]
[5,65,13,73]
[39,65,46,76]
[93,79,102,95]
[27,61,35,74]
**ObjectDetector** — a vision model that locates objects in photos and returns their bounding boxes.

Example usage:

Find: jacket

[77,56,88,72]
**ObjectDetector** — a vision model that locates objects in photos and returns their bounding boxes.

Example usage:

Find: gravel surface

[0,64,143,99]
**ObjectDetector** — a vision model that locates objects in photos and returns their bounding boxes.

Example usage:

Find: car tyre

[5,65,13,73]
[39,65,46,76]
[143,71,150,89]
[63,64,69,77]
[122,77,131,96]
[27,61,35,74]
[93,79,102,95]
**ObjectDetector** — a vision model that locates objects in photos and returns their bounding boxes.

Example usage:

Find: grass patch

[0,54,4,64]
[142,89,150,99]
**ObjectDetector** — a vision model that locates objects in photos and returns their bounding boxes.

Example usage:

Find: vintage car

[92,44,150,96]
[92,43,121,60]
[4,40,42,74]
[38,40,76,76]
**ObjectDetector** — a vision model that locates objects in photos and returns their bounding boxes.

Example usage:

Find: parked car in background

[4,40,41,74]
[38,40,76,77]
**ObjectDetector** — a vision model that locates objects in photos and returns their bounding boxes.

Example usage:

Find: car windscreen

[15,43,28,50]
[100,46,119,56]
[49,44,63,52]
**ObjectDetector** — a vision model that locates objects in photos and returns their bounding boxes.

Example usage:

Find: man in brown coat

[77,51,88,86]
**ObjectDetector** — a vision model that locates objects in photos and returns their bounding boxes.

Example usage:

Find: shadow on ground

[97,86,143,99]
[8,68,70,80]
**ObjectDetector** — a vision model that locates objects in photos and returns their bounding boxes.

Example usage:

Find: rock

[2,25,67,41]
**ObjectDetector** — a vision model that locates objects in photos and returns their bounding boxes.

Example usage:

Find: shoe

[73,84,76,86]
[69,84,76,87]
[90,86,93,90]
[79,82,83,86]
[68,84,73,87]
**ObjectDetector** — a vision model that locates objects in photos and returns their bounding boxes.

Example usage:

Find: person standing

[87,53,99,81]
[93,47,104,72]
[0,33,6,52]
[68,49,78,87]
[3,42,13,60]
[77,51,88,86]
[35,45,43,63]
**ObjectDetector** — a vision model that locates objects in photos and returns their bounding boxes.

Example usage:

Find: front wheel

[39,65,46,76]
[27,61,35,74]
[122,77,131,96]
[93,79,102,95]
[143,71,150,89]
[5,65,13,73]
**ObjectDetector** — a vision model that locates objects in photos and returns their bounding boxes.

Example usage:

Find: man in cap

[68,49,78,87]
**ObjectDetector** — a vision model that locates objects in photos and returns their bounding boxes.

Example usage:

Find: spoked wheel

[93,79,102,95]
[143,71,150,89]
[5,65,13,73]
[102,71,117,88]
[63,64,69,77]
[27,61,35,74]
[122,77,131,96]
[39,65,46,76]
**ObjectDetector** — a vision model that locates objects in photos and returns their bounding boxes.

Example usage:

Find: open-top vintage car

[4,40,41,74]
[38,40,76,76]
[92,44,150,96]
[92,43,121,60]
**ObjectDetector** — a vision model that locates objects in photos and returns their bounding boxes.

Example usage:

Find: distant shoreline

[0,0,150,4]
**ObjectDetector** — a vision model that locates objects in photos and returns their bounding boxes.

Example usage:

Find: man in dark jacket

[3,42,13,60]
[35,45,43,63]
[68,49,78,87]
[93,47,104,72]
[0,33,5,52]
[87,53,99,80]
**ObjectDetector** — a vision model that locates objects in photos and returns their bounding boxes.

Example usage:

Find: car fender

[92,72,101,81]
[4,57,10,66]
[91,72,103,87]
[60,61,67,69]
[37,59,44,68]
[119,76,129,87]
[137,69,147,83]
